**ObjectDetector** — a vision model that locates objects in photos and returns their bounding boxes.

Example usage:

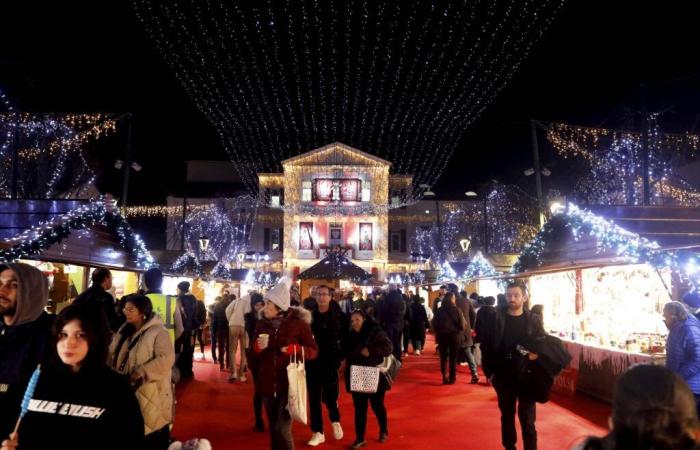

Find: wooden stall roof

[298,255,373,281]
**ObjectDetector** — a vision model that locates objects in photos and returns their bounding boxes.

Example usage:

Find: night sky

[2,1,699,204]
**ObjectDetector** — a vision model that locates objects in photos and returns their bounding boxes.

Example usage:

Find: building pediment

[282,142,391,168]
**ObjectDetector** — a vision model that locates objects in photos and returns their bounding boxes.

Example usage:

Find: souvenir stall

[0,199,155,312]
[509,204,698,402]
[297,248,373,299]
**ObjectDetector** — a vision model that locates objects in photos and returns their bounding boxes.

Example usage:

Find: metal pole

[530,120,545,227]
[483,196,488,254]
[11,112,20,199]
[121,113,133,208]
[640,84,650,206]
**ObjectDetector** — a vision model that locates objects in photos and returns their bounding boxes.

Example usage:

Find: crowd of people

[3,259,700,450]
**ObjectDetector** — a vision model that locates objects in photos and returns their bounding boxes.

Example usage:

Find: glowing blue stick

[15,365,41,432]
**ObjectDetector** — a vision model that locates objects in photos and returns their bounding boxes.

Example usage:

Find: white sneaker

[332,422,343,440]
[308,432,325,446]
[228,373,238,381]
[239,374,247,383]
[415,350,421,356]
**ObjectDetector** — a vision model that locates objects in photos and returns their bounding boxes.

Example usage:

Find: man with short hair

[0,263,55,439]
[482,280,545,450]
[176,281,198,378]
[664,301,700,415]
[306,284,348,446]
[226,292,253,381]
[378,284,407,362]
[432,285,448,316]
[72,267,121,331]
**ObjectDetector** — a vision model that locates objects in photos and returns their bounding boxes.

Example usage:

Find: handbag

[377,354,402,387]
[350,365,380,393]
[287,347,308,424]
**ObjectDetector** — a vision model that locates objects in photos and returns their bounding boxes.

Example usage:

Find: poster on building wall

[340,179,361,201]
[313,179,334,201]
[355,222,373,260]
[313,179,362,202]
[298,222,315,258]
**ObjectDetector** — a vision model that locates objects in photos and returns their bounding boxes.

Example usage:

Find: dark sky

[2,1,699,204]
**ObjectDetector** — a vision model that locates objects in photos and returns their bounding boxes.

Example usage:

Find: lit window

[362,181,371,202]
[270,195,280,207]
[302,181,312,202]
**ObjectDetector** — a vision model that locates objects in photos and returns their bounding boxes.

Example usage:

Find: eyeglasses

[123,307,137,313]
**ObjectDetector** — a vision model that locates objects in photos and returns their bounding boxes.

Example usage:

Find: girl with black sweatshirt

[1,303,143,450]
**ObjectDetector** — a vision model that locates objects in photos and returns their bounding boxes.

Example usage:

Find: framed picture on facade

[298,222,314,250]
[359,223,372,251]
[329,224,343,246]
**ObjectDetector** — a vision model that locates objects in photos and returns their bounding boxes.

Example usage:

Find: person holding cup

[249,277,318,450]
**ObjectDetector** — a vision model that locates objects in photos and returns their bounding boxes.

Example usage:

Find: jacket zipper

[273,327,278,398]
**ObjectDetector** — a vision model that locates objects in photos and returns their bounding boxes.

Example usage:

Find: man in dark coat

[305,285,349,446]
[175,281,198,378]
[0,263,55,440]
[401,291,413,356]
[377,285,406,362]
[481,280,546,450]
[432,285,448,316]
[72,267,121,332]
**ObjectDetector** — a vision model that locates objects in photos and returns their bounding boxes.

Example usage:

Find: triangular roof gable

[297,254,373,281]
[282,142,391,168]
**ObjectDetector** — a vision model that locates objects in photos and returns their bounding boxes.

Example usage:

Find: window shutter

[400,229,407,252]
[278,228,284,251]
[264,228,271,251]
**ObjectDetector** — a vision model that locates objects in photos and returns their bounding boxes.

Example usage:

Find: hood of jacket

[3,263,48,326]
[287,305,312,325]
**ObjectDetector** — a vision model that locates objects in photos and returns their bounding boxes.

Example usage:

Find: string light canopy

[132,0,564,197]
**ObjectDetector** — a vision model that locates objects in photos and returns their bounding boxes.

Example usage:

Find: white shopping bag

[287,346,308,424]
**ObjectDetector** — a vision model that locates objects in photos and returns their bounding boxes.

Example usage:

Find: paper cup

[258,333,270,348]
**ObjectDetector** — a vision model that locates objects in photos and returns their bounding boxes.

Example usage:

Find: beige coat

[109,316,175,435]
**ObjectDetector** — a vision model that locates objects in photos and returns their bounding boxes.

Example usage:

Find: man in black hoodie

[377,285,406,362]
[72,267,121,332]
[0,262,55,440]
[175,281,198,378]
[482,280,545,450]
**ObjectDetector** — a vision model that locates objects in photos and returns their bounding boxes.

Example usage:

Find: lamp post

[198,235,210,254]
[459,238,471,257]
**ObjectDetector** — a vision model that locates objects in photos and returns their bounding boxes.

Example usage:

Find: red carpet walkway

[173,337,608,450]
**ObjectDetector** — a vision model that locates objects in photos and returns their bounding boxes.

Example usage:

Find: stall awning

[298,255,373,281]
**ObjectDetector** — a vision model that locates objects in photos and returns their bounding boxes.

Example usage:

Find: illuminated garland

[169,252,204,277]
[132,0,563,196]
[512,204,698,290]
[0,199,155,269]
[545,118,700,206]
[438,261,457,282]
[461,251,497,281]
[0,111,117,198]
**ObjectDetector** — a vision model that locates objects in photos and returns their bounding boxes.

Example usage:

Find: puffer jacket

[249,306,318,397]
[666,314,700,394]
[343,318,393,392]
[109,315,175,435]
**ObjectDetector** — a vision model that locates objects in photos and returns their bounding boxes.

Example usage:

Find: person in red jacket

[249,277,318,450]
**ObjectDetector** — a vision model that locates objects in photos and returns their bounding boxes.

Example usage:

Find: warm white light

[460,238,471,252]
[550,202,565,214]
[465,191,477,197]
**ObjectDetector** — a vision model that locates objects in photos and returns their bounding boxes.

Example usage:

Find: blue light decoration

[461,251,497,281]
[512,203,699,291]
[438,261,457,282]
[170,251,204,277]
[0,198,155,269]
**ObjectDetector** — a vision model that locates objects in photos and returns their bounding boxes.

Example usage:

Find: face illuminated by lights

[263,300,281,319]
[315,287,332,312]
[57,320,89,372]
[0,269,19,324]
[350,312,365,333]
[506,286,526,315]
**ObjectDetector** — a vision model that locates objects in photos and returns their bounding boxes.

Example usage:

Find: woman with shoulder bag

[109,295,175,450]
[343,310,393,449]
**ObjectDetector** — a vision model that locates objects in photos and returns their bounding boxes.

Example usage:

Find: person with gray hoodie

[0,262,55,440]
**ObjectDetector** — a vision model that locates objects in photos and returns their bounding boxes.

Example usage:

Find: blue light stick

[13,365,41,434]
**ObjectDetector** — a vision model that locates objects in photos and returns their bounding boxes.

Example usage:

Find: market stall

[505,204,698,402]
[297,248,373,298]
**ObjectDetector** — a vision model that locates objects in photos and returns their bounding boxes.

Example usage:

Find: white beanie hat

[264,276,292,311]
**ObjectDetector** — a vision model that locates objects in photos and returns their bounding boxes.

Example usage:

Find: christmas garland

[169,252,205,277]
[0,200,155,269]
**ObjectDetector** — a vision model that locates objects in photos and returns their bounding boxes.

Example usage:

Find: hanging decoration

[462,251,497,281]
[544,118,700,206]
[132,0,564,196]
[0,198,155,268]
[512,203,699,291]
[438,261,457,281]
[169,251,204,277]
[0,109,118,199]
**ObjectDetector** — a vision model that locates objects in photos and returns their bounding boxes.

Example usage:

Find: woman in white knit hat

[248,277,318,450]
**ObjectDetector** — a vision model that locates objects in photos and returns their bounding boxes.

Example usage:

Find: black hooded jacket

[72,285,121,332]
[306,302,349,381]
[16,363,144,450]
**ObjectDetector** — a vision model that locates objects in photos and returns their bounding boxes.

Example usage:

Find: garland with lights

[169,251,204,277]
[133,0,563,196]
[0,109,117,199]
[545,118,700,206]
[512,204,698,291]
[0,199,155,269]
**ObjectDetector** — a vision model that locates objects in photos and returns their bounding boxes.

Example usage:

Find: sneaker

[332,422,344,440]
[228,373,238,381]
[458,362,468,366]
[379,431,388,443]
[350,440,367,449]
[239,374,247,383]
[308,432,326,446]
[415,350,421,356]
